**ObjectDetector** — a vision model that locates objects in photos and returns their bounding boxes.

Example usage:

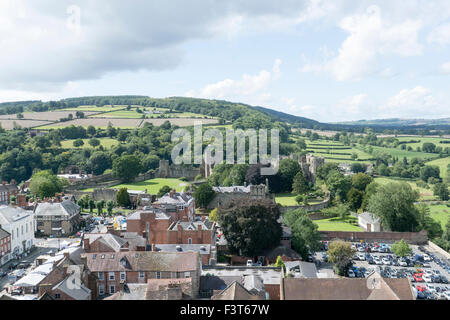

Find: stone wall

[320,230,428,244]
[157,160,200,180]
[279,197,330,214]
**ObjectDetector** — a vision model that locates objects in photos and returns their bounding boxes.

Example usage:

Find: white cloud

[301,5,423,81]
[427,23,450,46]
[186,59,281,105]
[439,61,450,74]
[0,0,311,91]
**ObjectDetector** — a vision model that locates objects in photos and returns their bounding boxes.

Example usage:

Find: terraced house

[0,181,19,205]
[34,198,81,236]
[0,227,11,266]
[81,251,201,299]
[0,205,35,261]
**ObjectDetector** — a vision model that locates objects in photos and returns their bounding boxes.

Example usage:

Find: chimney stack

[170,189,175,198]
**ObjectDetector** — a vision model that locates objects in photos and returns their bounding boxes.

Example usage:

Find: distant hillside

[337,118,450,127]
[253,106,320,128]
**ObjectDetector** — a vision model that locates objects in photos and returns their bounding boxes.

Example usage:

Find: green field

[374,177,436,200]
[369,145,439,161]
[425,157,450,179]
[82,178,189,194]
[304,139,373,163]
[396,136,450,149]
[313,217,362,232]
[63,105,127,112]
[428,204,450,229]
[60,138,120,149]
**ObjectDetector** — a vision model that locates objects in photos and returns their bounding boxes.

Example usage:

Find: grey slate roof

[34,200,80,217]
[84,233,128,252]
[83,251,199,272]
[155,192,193,205]
[0,227,10,239]
[127,209,170,221]
[154,244,211,255]
[170,219,214,231]
[0,184,18,193]
[52,276,91,300]
[212,186,251,193]
[0,205,32,224]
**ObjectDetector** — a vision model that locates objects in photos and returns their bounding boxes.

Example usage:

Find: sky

[0,0,449,122]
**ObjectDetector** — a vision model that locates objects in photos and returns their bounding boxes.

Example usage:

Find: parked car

[382,257,390,265]
[440,276,448,284]
[423,262,431,268]
[399,258,408,267]
[423,255,431,262]
[10,288,23,296]
[423,274,432,283]
[413,273,423,282]
[357,253,365,261]
[0,271,7,278]
[347,269,355,278]
[246,260,253,267]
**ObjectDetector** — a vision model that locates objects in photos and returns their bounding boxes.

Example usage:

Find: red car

[413,273,423,282]
[416,285,426,292]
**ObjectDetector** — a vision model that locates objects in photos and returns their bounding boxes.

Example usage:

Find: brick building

[167,218,215,246]
[153,190,195,222]
[0,181,19,205]
[126,209,172,245]
[81,251,201,299]
[0,227,11,266]
[38,252,93,300]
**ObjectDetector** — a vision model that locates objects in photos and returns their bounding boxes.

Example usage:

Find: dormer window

[101,254,105,259]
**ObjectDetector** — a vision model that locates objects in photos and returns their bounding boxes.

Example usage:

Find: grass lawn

[428,204,450,229]
[425,157,449,180]
[313,217,362,232]
[374,177,436,201]
[275,193,298,206]
[60,138,120,149]
[82,178,189,194]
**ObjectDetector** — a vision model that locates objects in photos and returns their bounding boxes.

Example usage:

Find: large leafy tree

[327,240,356,275]
[193,183,216,208]
[88,151,112,176]
[283,209,321,259]
[367,182,420,232]
[391,239,412,257]
[347,188,364,211]
[292,171,309,195]
[112,154,142,182]
[278,158,301,192]
[326,170,351,201]
[351,173,373,191]
[116,187,131,208]
[218,200,282,257]
[433,183,449,201]
[29,170,67,198]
